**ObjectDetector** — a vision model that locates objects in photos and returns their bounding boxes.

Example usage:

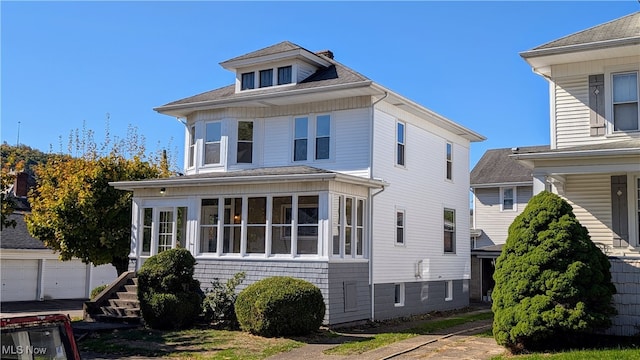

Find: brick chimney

[14,172,29,197]
[316,50,334,59]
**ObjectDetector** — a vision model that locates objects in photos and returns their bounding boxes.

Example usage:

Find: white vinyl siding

[554,76,591,149]
[562,174,614,248]
[472,186,532,248]
[371,105,472,284]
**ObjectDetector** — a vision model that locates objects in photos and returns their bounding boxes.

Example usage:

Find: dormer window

[241,72,255,90]
[278,66,292,85]
[259,69,273,88]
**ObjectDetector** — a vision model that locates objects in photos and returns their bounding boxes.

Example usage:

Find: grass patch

[491,348,640,360]
[324,311,493,355]
[79,327,303,359]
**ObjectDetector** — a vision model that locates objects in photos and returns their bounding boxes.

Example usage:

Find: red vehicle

[0,314,81,360]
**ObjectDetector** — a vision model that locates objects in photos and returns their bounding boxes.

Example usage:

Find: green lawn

[323,311,493,356]
[79,327,303,359]
[491,348,640,360]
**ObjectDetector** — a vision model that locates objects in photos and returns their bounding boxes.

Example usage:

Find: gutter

[154,81,374,114]
[509,147,640,160]
[520,36,640,59]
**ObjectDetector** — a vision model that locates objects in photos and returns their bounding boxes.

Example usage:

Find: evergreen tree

[492,191,616,352]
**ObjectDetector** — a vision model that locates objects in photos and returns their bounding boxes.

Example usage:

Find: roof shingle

[470,145,549,186]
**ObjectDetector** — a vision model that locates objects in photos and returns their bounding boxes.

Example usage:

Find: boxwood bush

[492,191,616,352]
[235,276,325,337]
[137,248,203,329]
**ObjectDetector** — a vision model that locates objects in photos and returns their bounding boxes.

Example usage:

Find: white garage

[1,259,39,302]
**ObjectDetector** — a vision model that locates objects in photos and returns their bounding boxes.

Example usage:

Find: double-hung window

[397,122,405,166]
[316,115,330,160]
[205,122,222,165]
[612,71,639,132]
[237,121,253,163]
[259,69,273,88]
[294,117,308,161]
[278,66,292,85]
[444,208,456,253]
[241,72,255,90]
[396,210,405,245]
[501,187,515,211]
[446,142,453,180]
[188,126,196,168]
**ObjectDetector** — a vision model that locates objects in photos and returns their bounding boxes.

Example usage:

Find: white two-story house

[510,12,639,336]
[112,41,484,325]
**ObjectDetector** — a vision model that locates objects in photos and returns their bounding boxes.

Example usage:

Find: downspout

[369,91,388,321]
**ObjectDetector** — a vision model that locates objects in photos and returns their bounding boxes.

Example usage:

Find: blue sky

[2,1,638,170]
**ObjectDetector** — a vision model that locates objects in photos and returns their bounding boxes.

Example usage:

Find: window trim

[444,280,453,301]
[204,121,222,166]
[444,207,456,254]
[396,121,406,167]
[241,72,255,90]
[446,142,453,181]
[605,67,640,135]
[500,186,517,212]
[396,209,405,246]
[236,120,254,164]
[610,70,640,133]
[394,283,405,307]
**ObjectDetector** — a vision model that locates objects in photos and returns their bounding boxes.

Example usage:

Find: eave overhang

[110,172,388,192]
[370,83,486,143]
[520,38,640,77]
[220,48,331,71]
[471,181,533,189]
[154,81,376,118]
[510,146,640,169]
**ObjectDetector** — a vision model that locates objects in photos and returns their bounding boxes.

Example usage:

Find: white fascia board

[471,181,533,189]
[510,147,640,161]
[110,173,387,191]
[154,81,374,117]
[220,49,331,71]
[371,83,486,142]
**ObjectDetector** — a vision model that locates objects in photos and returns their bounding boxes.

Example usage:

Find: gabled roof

[520,12,640,75]
[470,145,549,187]
[222,41,302,64]
[531,12,639,52]
[1,213,47,250]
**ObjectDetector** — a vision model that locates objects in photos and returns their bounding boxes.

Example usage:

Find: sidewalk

[270,307,505,360]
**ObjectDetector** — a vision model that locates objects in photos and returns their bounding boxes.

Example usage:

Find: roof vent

[511,147,520,154]
[316,50,334,59]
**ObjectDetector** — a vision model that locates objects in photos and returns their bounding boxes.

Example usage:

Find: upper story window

[278,66,292,85]
[205,122,222,165]
[396,209,405,245]
[259,69,273,88]
[444,208,455,253]
[446,142,453,180]
[241,72,255,90]
[294,117,308,161]
[292,115,331,162]
[612,71,639,132]
[397,122,405,166]
[188,126,196,168]
[501,187,515,211]
[316,115,330,160]
[237,121,253,164]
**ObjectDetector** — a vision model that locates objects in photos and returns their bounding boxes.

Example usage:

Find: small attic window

[278,66,292,85]
[259,69,273,88]
[241,72,255,90]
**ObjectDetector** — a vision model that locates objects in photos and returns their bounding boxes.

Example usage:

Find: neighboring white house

[1,173,117,302]
[511,12,640,336]
[111,41,485,325]
[469,145,548,301]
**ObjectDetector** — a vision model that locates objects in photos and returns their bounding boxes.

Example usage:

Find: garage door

[1,260,39,301]
[42,261,87,299]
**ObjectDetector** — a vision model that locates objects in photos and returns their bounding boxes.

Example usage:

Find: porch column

[532,173,547,195]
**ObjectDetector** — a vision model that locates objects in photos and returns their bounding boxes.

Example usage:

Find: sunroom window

[297,196,319,255]
[200,199,219,253]
[223,198,242,253]
[140,206,186,256]
[332,194,366,258]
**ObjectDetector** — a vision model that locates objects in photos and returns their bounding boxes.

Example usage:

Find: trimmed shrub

[137,248,203,329]
[202,272,246,328]
[90,284,108,299]
[235,276,325,337]
[492,191,616,352]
